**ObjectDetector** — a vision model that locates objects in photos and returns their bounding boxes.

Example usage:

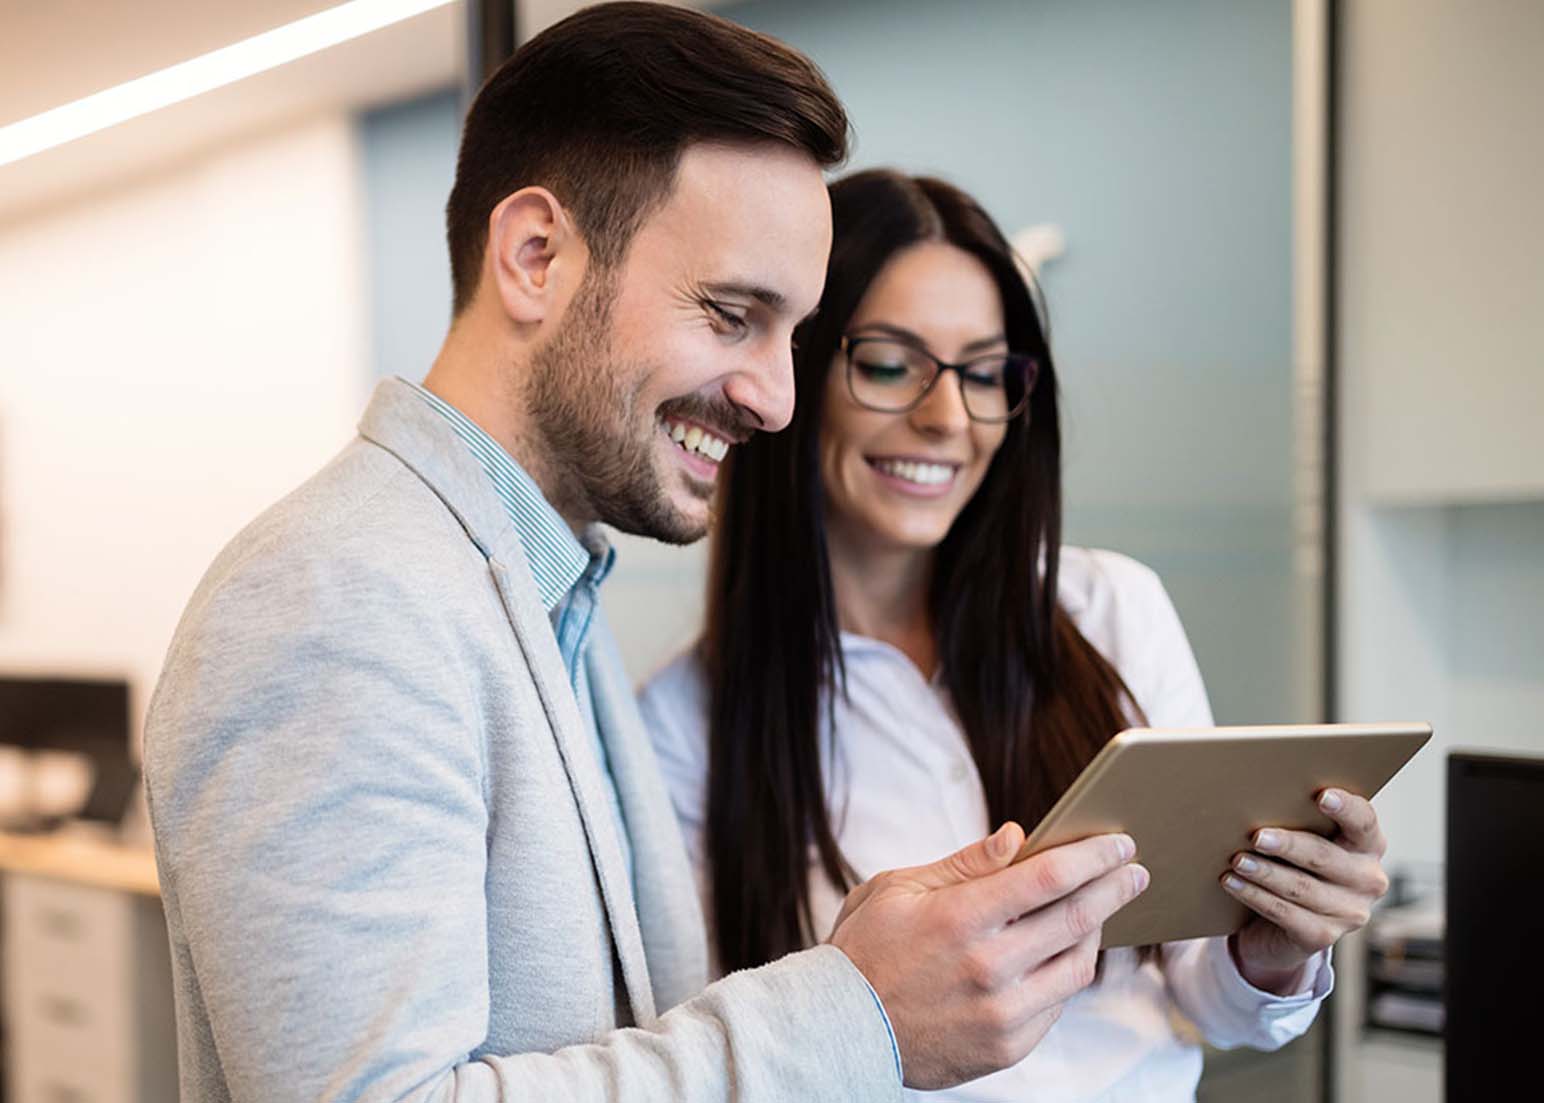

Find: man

[145,4,1148,1100]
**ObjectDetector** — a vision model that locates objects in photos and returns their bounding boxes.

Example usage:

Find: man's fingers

[975,833,1137,927]
[1316,789,1386,855]
[1023,930,1102,1007]
[994,863,1149,970]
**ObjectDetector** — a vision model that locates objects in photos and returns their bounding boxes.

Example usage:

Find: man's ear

[485,186,585,325]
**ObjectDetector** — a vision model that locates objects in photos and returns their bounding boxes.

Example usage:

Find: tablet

[1012,722,1432,948]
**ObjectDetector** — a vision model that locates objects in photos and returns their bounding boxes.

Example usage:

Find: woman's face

[819,240,1011,556]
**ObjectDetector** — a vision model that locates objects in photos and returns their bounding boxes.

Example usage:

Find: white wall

[0,115,371,757]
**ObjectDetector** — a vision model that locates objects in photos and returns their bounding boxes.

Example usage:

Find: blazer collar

[357,377,525,566]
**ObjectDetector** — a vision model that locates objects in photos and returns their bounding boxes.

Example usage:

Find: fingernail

[1131,865,1150,893]
[1116,834,1136,861]
[989,823,1013,860]
[1223,873,1245,892]
[1235,854,1260,875]
[1255,830,1281,853]
[1319,790,1343,813]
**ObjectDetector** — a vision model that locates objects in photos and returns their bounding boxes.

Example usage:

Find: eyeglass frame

[838,334,1038,423]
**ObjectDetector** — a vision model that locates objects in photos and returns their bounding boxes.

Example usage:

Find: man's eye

[705,300,748,333]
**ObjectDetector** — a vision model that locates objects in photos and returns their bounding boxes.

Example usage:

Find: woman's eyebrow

[849,320,922,342]
[851,321,1009,353]
[960,333,1009,354]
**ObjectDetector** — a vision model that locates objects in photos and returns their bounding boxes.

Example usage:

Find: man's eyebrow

[702,281,787,313]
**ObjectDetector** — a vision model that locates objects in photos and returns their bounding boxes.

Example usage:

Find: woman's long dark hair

[702,170,1141,973]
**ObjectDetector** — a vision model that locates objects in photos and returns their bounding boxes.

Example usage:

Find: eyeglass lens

[845,338,1034,421]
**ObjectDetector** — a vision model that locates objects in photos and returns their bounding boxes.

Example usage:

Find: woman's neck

[826,522,938,678]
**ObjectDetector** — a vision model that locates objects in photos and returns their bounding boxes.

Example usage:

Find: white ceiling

[0,1,745,227]
[0,1,465,225]
[0,1,352,127]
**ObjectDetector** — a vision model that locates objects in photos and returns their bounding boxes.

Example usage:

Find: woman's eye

[962,359,1008,388]
[856,361,911,383]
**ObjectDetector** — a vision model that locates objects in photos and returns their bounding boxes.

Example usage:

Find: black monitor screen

[0,676,135,825]
[1445,751,1544,1099]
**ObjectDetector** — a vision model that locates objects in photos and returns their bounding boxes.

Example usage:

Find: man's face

[526,142,832,544]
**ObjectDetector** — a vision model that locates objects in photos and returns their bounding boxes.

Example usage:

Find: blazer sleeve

[146,547,901,1103]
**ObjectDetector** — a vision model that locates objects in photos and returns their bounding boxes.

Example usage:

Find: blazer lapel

[585,619,709,1015]
[487,557,656,1026]
[358,378,655,1025]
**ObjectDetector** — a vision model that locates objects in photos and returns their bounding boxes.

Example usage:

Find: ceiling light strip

[0,0,456,168]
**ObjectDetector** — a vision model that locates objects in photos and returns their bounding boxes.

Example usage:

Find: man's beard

[525,271,735,545]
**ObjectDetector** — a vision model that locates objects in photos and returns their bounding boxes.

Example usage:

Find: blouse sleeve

[1087,550,1333,1049]
[636,652,716,924]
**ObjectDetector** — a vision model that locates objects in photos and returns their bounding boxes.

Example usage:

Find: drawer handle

[39,993,88,1027]
[36,907,85,941]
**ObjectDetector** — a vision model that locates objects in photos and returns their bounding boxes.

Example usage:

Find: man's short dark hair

[445,1,850,315]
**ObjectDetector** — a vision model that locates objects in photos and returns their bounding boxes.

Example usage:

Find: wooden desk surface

[0,830,160,896]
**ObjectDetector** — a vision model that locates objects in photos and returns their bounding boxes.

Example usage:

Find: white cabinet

[3,875,177,1103]
[1339,0,1544,507]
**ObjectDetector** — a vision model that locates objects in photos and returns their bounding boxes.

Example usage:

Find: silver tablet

[1012,722,1432,948]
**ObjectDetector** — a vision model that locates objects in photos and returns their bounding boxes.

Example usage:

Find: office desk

[0,831,176,1103]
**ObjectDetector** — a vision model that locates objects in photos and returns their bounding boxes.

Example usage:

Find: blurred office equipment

[0,838,174,1103]
[1444,752,1544,1101]
[0,678,173,1102]
[1363,876,1442,1036]
[0,678,136,831]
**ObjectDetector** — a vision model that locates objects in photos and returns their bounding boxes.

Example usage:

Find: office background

[0,2,1539,1101]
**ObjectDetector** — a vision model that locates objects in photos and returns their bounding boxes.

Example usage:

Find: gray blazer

[145,379,900,1102]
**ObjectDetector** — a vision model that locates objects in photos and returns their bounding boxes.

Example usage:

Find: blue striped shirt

[407,380,630,877]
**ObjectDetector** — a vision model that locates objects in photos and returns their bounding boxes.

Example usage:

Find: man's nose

[723,346,797,434]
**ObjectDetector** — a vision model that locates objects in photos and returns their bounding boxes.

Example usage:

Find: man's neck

[423,334,592,534]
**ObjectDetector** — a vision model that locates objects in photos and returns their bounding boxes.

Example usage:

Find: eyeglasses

[839,335,1038,423]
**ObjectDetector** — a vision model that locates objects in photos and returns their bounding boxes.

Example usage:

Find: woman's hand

[1221,788,1391,995]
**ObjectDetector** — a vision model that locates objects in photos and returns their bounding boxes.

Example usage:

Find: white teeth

[662,419,731,463]
[873,459,955,486]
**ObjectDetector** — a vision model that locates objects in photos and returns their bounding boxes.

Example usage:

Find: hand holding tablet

[1221,784,1393,993]
[1012,722,1431,951]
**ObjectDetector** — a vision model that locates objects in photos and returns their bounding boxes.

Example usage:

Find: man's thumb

[919,821,1024,888]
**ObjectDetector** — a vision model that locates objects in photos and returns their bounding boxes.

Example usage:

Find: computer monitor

[1445,751,1544,1099]
[0,676,136,826]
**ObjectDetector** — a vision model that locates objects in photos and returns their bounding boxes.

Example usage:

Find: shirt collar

[406,379,606,612]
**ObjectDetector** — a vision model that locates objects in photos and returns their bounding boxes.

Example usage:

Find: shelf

[0,830,160,896]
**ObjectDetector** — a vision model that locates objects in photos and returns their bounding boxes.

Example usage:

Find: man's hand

[1223,788,1391,995]
[829,822,1148,1090]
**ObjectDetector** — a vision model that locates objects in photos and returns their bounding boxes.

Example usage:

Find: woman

[639,170,1389,1100]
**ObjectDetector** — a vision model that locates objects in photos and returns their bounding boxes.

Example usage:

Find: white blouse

[638,546,1330,1102]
